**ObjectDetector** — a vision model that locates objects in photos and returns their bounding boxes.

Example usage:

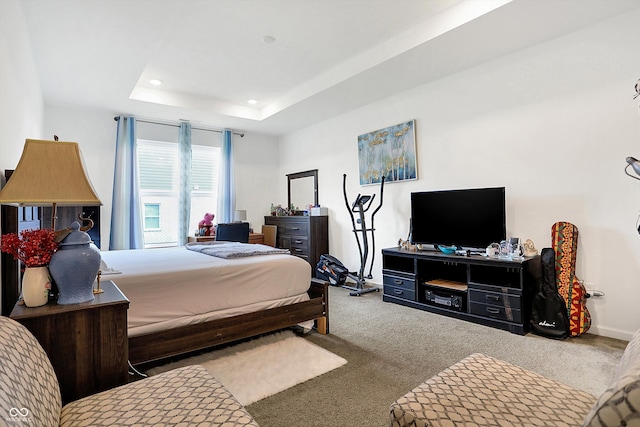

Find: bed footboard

[129,278,329,365]
[309,278,329,334]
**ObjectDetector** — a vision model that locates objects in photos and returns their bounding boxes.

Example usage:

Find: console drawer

[468,289,521,307]
[383,284,416,301]
[383,273,415,291]
[470,302,522,322]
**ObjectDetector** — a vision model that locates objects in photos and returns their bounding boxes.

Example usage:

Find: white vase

[22,266,51,307]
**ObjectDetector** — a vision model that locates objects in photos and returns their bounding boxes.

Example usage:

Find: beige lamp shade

[0,139,101,207]
[233,209,247,222]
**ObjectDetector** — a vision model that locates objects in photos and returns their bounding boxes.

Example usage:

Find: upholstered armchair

[0,315,259,426]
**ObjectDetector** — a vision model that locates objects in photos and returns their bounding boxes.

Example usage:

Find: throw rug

[146,330,347,406]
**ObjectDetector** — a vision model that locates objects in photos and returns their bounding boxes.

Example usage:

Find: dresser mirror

[287,169,318,211]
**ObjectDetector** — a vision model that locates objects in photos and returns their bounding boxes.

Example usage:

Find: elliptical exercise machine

[341,173,384,296]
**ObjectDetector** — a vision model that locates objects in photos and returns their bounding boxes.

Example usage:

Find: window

[189,145,220,238]
[137,139,220,248]
[143,203,161,230]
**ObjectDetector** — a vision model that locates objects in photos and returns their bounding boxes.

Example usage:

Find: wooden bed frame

[129,278,329,365]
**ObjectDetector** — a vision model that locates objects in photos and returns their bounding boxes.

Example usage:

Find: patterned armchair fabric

[0,315,62,427]
[582,327,640,426]
[1,315,259,427]
[389,353,597,427]
[60,365,260,427]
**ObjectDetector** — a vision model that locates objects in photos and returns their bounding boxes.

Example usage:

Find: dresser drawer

[383,273,415,291]
[264,216,328,269]
[290,246,309,259]
[283,221,309,236]
[383,284,416,301]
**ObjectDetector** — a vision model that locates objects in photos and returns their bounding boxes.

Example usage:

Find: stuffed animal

[198,213,215,236]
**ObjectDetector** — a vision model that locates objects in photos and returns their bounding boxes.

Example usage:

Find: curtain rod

[113,116,245,137]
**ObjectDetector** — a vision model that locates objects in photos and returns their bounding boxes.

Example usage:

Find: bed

[100,243,329,365]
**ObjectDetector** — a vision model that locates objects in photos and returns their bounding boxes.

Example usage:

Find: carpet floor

[146,330,346,405]
[245,286,628,427]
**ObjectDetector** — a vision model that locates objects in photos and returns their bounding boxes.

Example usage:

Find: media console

[382,247,540,335]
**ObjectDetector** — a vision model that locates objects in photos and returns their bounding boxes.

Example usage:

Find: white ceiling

[19,0,640,136]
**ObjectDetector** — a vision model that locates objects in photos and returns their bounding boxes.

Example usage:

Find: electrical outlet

[586,289,605,297]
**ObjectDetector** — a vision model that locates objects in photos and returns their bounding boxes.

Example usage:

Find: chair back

[0,316,61,426]
[215,222,250,243]
[262,225,277,247]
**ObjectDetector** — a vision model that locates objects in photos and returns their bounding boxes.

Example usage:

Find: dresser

[264,216,328,267]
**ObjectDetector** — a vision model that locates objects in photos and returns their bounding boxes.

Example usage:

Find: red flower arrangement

[1,228,59,268]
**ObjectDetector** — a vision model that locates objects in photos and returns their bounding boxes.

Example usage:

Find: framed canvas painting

[357,119,417,185]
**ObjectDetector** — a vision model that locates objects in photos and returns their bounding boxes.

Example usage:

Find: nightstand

[10,280,129,404]
[249,232,264,244]
[188,235,216,242]
[188,233,264,244]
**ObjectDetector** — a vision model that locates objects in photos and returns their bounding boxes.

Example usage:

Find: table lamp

[233,209,247,222]
[0,139,102,230]
[0,139,103,305]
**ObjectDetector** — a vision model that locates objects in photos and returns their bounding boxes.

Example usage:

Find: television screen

[410,187,506,250]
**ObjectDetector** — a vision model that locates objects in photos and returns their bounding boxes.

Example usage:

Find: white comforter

[100,245,312,337]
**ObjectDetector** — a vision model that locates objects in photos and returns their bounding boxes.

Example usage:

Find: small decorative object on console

[523,239,538,257]
[486,243,500,257]
[398,238,417,251]
[435,244,457,255]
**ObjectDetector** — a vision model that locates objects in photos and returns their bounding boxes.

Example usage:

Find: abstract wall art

[357,119,417,185]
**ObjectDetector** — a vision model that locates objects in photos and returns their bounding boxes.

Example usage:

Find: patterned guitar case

[551,222,591,336]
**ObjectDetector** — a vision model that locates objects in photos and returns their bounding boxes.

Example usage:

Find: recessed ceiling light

[262,35,276,44]
[149,79,162,86]
[248,99,258,105]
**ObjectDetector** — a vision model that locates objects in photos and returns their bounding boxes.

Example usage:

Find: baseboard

[587,325,634,342]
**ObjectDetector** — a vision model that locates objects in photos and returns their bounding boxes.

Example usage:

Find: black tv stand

[382,247,540,335]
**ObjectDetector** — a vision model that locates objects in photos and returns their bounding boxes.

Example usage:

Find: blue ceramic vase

[49,221,101,304]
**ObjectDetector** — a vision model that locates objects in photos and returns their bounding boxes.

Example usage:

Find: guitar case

[530,247,570,339]
[551,222,591,336]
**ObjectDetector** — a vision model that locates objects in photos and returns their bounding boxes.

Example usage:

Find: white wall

[0,0,44,170]
[278,8,640,340]
[43,107,117,248]
[0,0,44,313]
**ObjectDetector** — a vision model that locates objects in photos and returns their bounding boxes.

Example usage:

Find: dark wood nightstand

[188,233,264,244]
[10,280,129,404]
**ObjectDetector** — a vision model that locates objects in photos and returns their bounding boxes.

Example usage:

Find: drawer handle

[294,248,303,252]
[487,307,501,314]
[294,240,303,244]
[486,295,501,302]
[393,279,403,285]
[292,227,300,230]
[394,289,404,295]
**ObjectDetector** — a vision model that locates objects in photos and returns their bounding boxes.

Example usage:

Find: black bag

[530,247,570,339]
[315,254,349,286]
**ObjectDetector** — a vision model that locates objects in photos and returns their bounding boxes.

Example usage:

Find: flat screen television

[410,187,506,250]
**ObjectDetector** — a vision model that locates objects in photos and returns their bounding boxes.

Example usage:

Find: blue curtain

[218,129,235,223]
[178,122,192,245]
[110,116,143,250]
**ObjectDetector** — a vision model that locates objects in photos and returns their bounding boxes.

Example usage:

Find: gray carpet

[246,285,627,427]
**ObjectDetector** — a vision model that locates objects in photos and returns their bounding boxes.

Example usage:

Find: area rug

[146,330,347,405]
